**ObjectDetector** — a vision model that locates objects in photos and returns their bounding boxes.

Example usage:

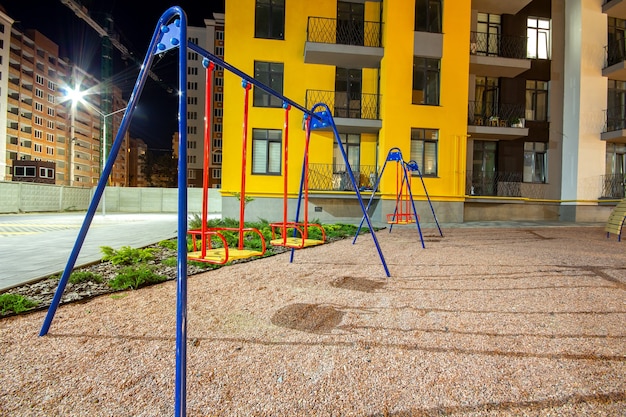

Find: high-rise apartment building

[185,13,225,188]
[217,0,624,223]
[1,12,130,187]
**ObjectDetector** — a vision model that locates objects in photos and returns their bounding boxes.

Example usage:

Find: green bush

[101,246,155,265]
[68,271,103,284]
[108,265,167,290]
[0,293,38,314]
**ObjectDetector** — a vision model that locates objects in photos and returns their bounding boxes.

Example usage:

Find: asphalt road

[0,212,201,291]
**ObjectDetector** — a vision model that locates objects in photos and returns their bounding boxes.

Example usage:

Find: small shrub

[68,271,103,285]
[101,246,155,265]
[162,256,177,267]
[0,293,38,314]
[158,239,178,251]
[108,265,167,290]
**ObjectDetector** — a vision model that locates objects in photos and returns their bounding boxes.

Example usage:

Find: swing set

[354,147,443,248]
[38,7,391,416]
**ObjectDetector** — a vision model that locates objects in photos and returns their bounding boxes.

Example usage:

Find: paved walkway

[0,212,186,291]
[0,212,606,292]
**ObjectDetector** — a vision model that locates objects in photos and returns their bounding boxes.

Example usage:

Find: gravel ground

[1,225,625,416]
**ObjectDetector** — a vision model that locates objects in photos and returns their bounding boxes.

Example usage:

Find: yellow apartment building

[218,0,624,224]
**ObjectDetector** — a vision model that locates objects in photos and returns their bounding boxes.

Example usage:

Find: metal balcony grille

[307,17,382,48]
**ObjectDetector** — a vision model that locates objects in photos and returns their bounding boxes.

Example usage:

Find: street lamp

[99,107,128,215]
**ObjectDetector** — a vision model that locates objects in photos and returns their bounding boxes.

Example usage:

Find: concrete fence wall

[0,181,221,214]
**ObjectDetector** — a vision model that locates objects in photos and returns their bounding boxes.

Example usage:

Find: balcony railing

[309,163,378,191]
[306,90,380,120]
[600,173,626,199]
[470,31,527,59]
[307,17,382,48]
[465,171,547,199]
[468,101,526,127]
[605,40,626,68]
[603,106,626,132]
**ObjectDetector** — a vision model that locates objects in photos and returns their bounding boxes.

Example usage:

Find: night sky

[2,0,224,152]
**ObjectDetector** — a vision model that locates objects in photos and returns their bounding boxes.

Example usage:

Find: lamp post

[99,106,128,216]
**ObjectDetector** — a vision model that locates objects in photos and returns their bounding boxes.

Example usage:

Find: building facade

[185,13,225,189]
[218,0,622,223]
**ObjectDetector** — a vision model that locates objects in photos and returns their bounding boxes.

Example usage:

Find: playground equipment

[39,7,390,416]
[269,108,326,249]
[187,65,266,264]
[354,147,443,248]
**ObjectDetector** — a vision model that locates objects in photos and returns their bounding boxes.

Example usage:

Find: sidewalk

[0,212,183,291]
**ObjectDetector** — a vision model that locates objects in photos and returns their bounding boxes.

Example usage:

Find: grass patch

[0,293,38,315]
[108,265,168,290]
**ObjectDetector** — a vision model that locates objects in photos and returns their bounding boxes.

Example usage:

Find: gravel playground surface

[1,225,625,416]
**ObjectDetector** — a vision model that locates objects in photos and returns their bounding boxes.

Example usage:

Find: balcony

[603,0,626,19]
[600,173,626,198]
[304,17,383,68]
[469,31,531,78]
[471,0,532,15]
[309,163,378,192]
[603,41,626,80]
[465,171,547,199]
[601,106,626,142]
[306,89,382,133]
[467,101,529,139]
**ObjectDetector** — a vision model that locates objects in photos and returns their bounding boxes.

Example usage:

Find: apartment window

[525,80,548,121]
[213,138,222,149]
[527,17,551,59]
[46,146,54,155]
[215,46,224,56]
[524,142,547,183]
[608,80,626,131]
[476,13,501,56]
[607,143,626,178]
[15,166,36,177]
[36,74,44,85]
[34,130,43,139]
[212,153,222,164]
[47,93,55,104]
[212,168,221,179]
[40,167,54,178]
[255,0,285,40]
[34,144,42,153]
[333,134,360,172]
[35,102,43,112]
[414,0,442,33]
[253,61,284,107]
[48,81,55,91]
[412,57,440,105]
[35,88,43,98]
[47,133,54,142]
[252,128,282,174]
[410,128,438,176]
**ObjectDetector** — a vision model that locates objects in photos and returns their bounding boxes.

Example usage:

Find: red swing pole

[302,116,312,239]
[281,104,291,244]
[239,81,252,250]
[201,62,215,258]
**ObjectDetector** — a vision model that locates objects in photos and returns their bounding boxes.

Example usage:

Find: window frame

[410,128,439,177]
[253,61,284,108]
[523,142,547,183]
[414,0,442,33]
[412,57,440,106]
[251,128,282,175]
[254,0,285,40]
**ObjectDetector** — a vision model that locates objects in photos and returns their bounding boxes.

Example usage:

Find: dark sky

[2,0,224,151]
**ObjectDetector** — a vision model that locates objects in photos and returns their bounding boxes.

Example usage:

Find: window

[255,0,285,40]
[606,143,626,177]
[410,128,438,176]
[607,80,626,131]
[39,167,54,178]
[212,168,221,179]
[333,134,360,172]
[15,166,36,177]
[253,61,284,107]
[412,57,440,105]
[414,0,442,33]
[212,153,222,164]
[476,13,501,56]
[527,17,551,59]
[34,144,42,153]
[525,80,548,121]
[523,142,547,183]
[46,147,54,155]
[252,128,282,174]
